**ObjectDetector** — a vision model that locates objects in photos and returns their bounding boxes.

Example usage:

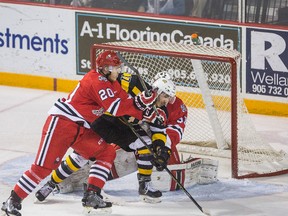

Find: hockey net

[90,41,288,179]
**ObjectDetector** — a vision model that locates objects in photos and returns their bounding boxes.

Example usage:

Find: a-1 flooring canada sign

[75,12,240,75]
[246,28,288,98]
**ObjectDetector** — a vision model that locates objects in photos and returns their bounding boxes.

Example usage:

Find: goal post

[90,41,288,179]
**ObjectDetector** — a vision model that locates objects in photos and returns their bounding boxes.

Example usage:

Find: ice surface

[0,85,287,216]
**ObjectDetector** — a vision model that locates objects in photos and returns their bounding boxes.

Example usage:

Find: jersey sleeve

[166,98,188,147]
[91,78,143,120]
[118,73,152,97]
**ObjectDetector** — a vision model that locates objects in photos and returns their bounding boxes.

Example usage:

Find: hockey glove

[151,143,171,171]
[134,90,157,111]
[122,115,141,125]
[143,107,167,127]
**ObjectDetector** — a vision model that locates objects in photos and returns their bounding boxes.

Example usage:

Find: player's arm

[117,72,152,97]
[166,100,188,147]
[90,80,160,123]
[148,107,171,171]
[117,73,164,125]
[89,79,143,120]
[114,75,162,124]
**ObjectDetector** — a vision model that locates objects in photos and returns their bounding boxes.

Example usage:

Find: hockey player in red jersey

[106,71,187,167]
[33,72,187,204]
[1,50,162,216]
[115,71,188,167]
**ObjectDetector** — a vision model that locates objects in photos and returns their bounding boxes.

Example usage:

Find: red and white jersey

[166,97,188,148]
[48,70,143,128]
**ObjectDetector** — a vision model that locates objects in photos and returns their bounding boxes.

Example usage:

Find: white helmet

[152,77,176,104]
[153,72,171,82]
[151,71,172,83]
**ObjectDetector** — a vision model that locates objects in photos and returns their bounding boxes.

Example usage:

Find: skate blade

[82,206,112,215]
[33,196,50,204]
[101,191,126,206]
[1,210,7,216]
[1,209,20,216]
[139,195,161,204]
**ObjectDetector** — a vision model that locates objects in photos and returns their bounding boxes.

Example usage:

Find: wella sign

[246,29,288,99]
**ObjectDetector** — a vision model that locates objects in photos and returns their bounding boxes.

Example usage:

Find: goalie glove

[143,107,167,127]
[134,90,157,111]
[151,142,171,171]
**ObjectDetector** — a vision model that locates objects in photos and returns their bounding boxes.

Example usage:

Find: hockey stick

[116,52,149,93]
[116,52,162,120]
[121,118,211,216]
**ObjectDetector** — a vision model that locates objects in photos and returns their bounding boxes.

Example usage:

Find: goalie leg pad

[58,162,91,194]
[57,174,74,194]
[197,158,219,185]
[58,148,138,193]
[151,158,219,191]
[110,148,137,179]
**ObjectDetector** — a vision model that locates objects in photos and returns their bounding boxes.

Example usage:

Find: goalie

[35,72,218,203]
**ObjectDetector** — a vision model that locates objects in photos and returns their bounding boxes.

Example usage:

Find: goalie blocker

[57,146,218,194]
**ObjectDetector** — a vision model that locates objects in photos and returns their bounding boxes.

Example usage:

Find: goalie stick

[121,117,211,216]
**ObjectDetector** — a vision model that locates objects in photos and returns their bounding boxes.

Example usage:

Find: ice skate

[82,184,112,215]
[137,174,162,203]
[1,190,22,216]
[35,180,57,202]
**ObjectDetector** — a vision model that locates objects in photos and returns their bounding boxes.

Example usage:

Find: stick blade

[202,208,212,216]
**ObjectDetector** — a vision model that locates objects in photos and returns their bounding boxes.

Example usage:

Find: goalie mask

[96,50,121,77]
[152,78,176,104]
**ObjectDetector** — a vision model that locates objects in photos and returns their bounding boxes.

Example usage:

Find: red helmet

[96,50,121,69]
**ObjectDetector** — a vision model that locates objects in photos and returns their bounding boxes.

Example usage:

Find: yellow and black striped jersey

[117,72,147,97]
[92,72,167,150]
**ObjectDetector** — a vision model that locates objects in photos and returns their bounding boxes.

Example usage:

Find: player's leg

[35,151,89,201]
[82,145,116,210]
[1,116,75,215]
[73,130,117,210]
[53,145,137,195]
[129,136,162,203]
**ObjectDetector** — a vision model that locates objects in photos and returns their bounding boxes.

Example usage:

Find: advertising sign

[76,12,240,75]
[246,29,288,98]
[0,3,76,79]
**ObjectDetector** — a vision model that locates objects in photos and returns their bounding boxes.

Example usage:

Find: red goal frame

[90,42,288,179]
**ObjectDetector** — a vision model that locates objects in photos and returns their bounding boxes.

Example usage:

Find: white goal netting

[91,41,288,178]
